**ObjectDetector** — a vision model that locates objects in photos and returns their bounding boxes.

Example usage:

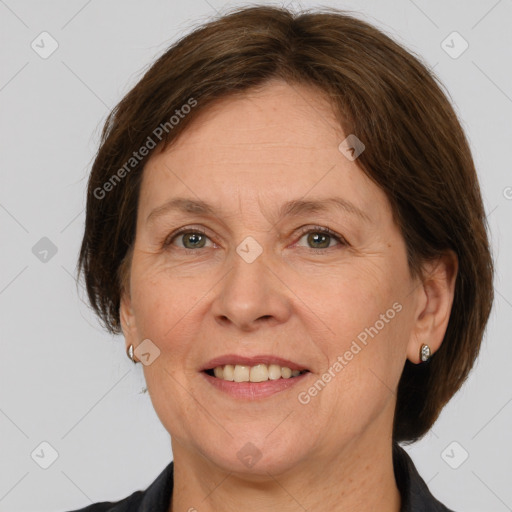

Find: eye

[164,228,214,250]
[295,226,346,250]
[163,225,347,252]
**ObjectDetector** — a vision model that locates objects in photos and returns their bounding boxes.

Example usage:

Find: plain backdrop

[1,1,511,511]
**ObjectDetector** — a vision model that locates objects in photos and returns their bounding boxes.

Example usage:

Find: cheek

[316,260,410,382]
[312,302,409,440]
[319,263,392,329]
[130,267,208,438]
[130,257,206,336]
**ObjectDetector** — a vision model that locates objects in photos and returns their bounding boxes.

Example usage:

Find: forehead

[138,80,389,225]
[166,79,344,152]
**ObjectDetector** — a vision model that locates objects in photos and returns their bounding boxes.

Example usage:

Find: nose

[210,246,292,332]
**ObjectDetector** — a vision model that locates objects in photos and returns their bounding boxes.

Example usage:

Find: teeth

[281,367,292,379]
[268,364,282,380]
[222,364,234,381]
[250,364,268,382]
[233,365,250,382]
[209,363,307,382]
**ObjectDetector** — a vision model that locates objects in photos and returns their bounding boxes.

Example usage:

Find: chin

[198,431,308,477]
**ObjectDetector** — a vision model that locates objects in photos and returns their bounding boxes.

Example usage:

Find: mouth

[200,354,311,382]
[200,355,311,399]
[203,364,309,382]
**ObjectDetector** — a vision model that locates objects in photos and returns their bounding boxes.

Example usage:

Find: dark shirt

[65,443,455,512]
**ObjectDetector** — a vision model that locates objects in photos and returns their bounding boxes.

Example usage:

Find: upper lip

[200,354,310,372]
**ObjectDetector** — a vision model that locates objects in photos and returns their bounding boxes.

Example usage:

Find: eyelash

[162,225,347,252]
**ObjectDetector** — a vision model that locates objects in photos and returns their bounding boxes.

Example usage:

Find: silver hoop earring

[420,344,432,363]
[127,344,137,363]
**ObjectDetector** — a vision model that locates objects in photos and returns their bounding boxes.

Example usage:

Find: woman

[73,5,493,511]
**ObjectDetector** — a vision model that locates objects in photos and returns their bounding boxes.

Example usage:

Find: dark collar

[72,444,454,511]
[393,442,455,512]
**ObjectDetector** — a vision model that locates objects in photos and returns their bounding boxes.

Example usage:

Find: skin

[120,79,458,512]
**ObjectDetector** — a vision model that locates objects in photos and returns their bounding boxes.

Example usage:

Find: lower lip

[202,371,310,399]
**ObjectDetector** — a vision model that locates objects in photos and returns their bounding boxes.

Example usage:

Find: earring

[126,344,137,363]
[420,344,432,363]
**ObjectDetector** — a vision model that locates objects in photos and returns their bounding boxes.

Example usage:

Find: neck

[169,424,401,512]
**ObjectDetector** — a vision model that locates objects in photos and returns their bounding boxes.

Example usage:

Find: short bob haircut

[78,5,494,443]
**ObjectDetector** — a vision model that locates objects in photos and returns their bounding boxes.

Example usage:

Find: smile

[202,364,311,400]
[205,363,309,382]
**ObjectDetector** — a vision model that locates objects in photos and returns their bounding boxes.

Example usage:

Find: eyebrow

[146,196,372,225]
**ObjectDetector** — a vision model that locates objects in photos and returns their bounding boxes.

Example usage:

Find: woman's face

[121,80,427,474]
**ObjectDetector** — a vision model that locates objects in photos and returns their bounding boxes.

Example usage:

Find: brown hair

[77,5,494,442]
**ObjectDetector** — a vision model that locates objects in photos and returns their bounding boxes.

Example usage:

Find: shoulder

[61,460,174,512]
[64,490,143,512]
[393,443,457,512]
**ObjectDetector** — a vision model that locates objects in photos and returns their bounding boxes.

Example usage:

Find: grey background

[0,0,511,511]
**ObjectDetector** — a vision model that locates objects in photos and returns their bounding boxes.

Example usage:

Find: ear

[120,289,140,362]
[406,250,458,364]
